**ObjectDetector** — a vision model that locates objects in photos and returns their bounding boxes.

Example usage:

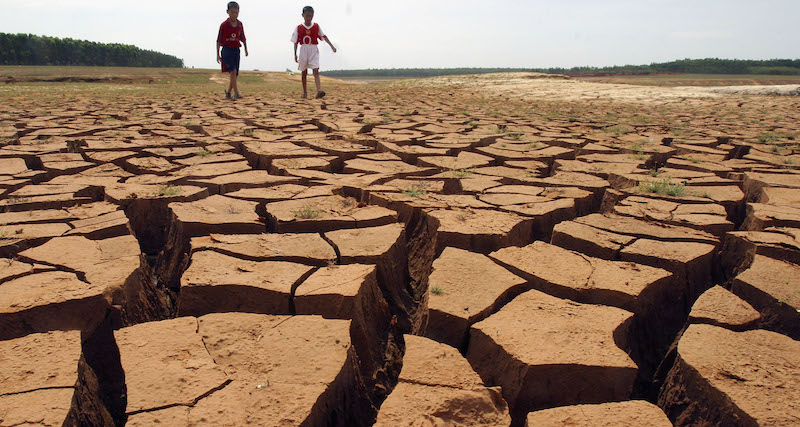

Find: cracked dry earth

[0,73,799,427]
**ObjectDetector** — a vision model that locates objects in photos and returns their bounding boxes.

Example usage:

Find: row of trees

[323,58,800,78]
[0,33,183,68]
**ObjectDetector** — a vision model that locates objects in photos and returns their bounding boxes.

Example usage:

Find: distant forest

[323,58,800,78]
[0,33,184,68]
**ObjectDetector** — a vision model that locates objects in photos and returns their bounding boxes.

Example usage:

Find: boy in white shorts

[291,6,337,99]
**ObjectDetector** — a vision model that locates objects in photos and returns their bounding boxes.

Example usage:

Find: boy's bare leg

[313,69,322,93]
[228,71,236,94]
[231,71,239,96]
[301,70,308,96]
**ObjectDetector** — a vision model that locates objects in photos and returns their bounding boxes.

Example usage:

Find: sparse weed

[507,133,523,141]
[242,128,255,137]
[541,187,565,198]
[631,141,648,152]
[226,205,241,214]
[283,160,301,169]
[194,149,213,157]
[604,124,635,136]
[527,142,541,149]
[430,286,445,296]
[293,206,322,219]
[690,190,712,199]
[670,128,686,137]
[9,196,30,204]
[341,198,357,209]
[488,124,508,134]
[757,133,778,144]
[630,115,652,124]
[157,185,181,197]
[451,169,473,179]
[647,168,662,177]
[639,178,686,197]
[402,185,428,198]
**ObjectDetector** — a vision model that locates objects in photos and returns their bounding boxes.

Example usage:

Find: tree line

[0,33,184,68]
[322,58,800,78]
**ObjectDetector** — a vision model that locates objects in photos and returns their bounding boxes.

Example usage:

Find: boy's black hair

[227,1,239,10]
[302,6,314,14]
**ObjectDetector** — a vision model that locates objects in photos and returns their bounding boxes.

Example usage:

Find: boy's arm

[216,24,224,63]
[294,42,299,62]
[322,36,337,53]
[241,24,248,56]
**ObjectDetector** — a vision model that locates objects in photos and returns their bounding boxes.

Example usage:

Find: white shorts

[298,44,320,72]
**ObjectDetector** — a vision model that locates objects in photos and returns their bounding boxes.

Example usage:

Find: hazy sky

[3,0,799,71]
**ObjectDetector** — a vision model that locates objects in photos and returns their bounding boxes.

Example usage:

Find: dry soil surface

[0,69,799,426]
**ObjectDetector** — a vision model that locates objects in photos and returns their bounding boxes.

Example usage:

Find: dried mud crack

[1,72,799,426]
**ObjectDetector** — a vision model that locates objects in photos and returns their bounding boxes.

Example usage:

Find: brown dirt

[425,247,528,350]
[658,324,800,426]
[526,400,672,426]
[467,289,637,421]
[375,335,511,425]
[731,255,800,339]
[1,70,799,425]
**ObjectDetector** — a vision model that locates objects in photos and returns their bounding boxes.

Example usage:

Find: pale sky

[3,0,799,71]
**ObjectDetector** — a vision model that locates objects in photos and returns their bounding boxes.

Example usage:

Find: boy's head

[302,6,314,22]
[227,1,239,19]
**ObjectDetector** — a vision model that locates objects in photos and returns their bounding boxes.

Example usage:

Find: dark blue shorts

[221,46,240,75]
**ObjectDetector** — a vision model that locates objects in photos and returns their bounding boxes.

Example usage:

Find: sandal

[315,91,326,99]
[225,90,231,99]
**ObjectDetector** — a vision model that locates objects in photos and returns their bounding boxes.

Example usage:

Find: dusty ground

[1,67,799,426]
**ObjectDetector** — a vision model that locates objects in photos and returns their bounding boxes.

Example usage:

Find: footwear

[301,93,308,99]
[234,93,243,99]
[225,90,231,99]
[315,91,326,99]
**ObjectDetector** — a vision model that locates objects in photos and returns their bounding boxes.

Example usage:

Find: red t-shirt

[297,23,320,45]
[218,20,245,48]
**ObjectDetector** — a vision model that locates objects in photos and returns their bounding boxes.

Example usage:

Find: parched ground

[1,67,799,426]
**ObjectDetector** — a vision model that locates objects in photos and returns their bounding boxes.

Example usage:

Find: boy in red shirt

[291,6,337,99]
[216,1,248,100]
